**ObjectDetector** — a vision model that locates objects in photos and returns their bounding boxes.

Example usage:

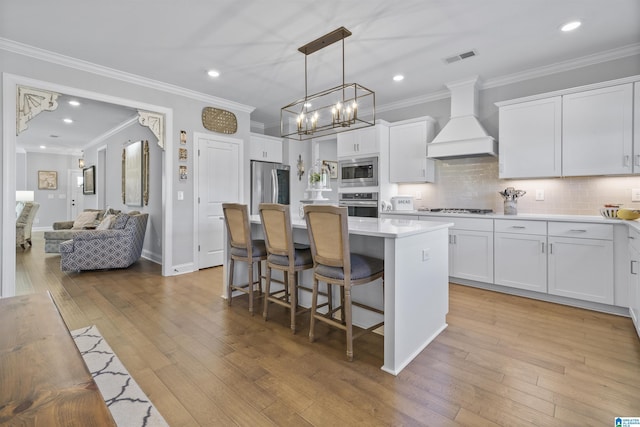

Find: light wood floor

[15,232,640,426]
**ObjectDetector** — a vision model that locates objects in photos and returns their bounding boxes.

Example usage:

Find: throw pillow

[112,213,130,230]
[71,211,99,229]
[96,214,116,230]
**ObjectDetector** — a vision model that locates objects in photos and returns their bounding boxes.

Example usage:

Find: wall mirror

[82,166,95,195]
[122,140,149,206]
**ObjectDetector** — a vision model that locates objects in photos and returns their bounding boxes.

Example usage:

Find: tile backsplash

[398,157,640,215]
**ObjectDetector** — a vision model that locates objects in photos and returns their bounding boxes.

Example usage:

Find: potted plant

[310,172,322,188]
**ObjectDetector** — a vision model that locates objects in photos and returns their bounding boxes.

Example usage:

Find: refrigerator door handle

[271,168,278,203]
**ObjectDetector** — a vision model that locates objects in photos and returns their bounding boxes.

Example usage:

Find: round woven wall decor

[202,107,237,134]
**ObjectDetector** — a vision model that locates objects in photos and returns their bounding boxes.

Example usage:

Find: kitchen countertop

[381,210,639,226]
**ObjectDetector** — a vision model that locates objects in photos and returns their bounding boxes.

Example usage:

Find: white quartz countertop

[381,210,637,225]
[249,215,453,239]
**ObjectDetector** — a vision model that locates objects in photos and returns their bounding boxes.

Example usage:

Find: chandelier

[281,27,375,141]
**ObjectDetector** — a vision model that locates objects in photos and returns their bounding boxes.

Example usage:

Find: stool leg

[263,265,272,320]
[248,262,254,315]
[340,287,346,325]
[309,276,319,343]
[257,261,263,294]
[289,271,297,334]
[227,258,235,307]
[344,284,354,362]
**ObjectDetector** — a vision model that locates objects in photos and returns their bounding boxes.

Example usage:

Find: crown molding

[481,43,640,90]
[86,116,139,149]
[0,38,256,114]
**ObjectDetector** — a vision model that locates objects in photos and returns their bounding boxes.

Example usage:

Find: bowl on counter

[599,207,620,219]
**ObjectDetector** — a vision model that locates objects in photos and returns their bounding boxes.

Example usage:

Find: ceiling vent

[443,50,477,64]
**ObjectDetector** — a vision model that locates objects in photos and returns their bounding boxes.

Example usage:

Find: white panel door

[68,170,84,220]
[198,136,241,268]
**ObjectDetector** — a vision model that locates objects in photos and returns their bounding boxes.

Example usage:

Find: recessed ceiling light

[68,100,80,106]
[40,145,46,149]
[63,118,73,124]
[561,21,581,32]
[393,75,404,82]
[207,69,220,78]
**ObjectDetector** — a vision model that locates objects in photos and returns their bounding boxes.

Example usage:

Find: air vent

[443,50,477,64]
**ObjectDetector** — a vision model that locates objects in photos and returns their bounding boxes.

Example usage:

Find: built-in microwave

[338,156,378,188]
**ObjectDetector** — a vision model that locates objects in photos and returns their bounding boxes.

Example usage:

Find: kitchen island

[223,215,453,375]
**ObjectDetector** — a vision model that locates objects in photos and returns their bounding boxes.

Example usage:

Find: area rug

[71,325,169,427]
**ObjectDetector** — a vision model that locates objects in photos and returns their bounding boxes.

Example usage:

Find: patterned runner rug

[71,325,169,427]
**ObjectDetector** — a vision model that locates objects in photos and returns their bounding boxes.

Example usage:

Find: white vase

[504,200,517,215]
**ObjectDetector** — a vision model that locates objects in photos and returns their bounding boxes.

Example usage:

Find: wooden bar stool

[222,203,267,315]
[303,205,384,361]
[259,203,313,333]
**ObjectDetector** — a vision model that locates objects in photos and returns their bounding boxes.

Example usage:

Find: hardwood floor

[14,232,640,426]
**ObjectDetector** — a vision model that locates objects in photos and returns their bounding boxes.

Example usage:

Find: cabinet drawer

[495,219,546,235]
[548,222,613,240]
[426,216,493,232]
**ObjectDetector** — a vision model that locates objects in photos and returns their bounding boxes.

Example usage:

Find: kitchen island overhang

[222,215,453,375]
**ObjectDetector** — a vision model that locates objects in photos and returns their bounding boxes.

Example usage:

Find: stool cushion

[268,244,312,267]
[315,253,384,280]
[230,239,267,259]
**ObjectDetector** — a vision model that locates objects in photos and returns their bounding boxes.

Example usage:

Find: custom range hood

[427,76,497,159]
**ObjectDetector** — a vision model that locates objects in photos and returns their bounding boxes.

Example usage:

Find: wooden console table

[0,292,115,426]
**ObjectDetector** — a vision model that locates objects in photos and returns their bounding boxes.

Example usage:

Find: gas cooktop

[426,208,494,214]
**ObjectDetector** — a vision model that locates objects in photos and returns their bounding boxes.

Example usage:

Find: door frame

[66,169,84,221]
[2,73,174,297]
[192,132,244,271]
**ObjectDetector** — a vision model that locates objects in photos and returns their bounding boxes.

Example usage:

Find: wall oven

[338,157,378,188]
[339,192,379,218]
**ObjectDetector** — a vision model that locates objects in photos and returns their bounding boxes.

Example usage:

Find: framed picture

[38,170,57,190]
[180,130,187,145]
[123,140,143,206]
[82,166,95,195]
[323,160,338,179]
[179,165,188,181]
[179,148,187,161]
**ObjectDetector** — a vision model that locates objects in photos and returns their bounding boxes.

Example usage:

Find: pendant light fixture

[281,27,375,141]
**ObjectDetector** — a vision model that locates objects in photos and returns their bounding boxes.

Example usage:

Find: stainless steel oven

[338,157,378,188]
[339,192,379,218]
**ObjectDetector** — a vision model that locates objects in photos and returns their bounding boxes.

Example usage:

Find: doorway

[67,170,84,220]
[2,73,174,297]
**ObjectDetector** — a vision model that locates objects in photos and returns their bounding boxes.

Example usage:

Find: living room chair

[222,203,267,315]
[304,204,384,361]
[16,201,40,249]
[259,203,313,333]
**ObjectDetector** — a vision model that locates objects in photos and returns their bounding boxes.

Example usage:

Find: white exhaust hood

[427,76,497,159]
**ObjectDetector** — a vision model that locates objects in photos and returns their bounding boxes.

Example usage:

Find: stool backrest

[259,203,294,259]
[222,203,251,250]
[304,205,349,269]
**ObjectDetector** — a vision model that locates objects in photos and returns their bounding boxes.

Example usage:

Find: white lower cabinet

[547,222,614,305]
[627,228,640,337]
[445,218,494,283]
[494,220,547,292]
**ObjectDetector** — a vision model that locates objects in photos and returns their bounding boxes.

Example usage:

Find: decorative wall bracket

[16,86,60,134]
[138,110,165,150]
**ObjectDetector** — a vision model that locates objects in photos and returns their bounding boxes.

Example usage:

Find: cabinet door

[634,83,640,173]
[389,121,434,183]
[498,97,561,178]
[629,233,640,337]
[249,135,283,163]
[450,230,494,283]
[548,237,614,304]
[337,126,378,158]
[562,83,633,176]
[495,233,547,292]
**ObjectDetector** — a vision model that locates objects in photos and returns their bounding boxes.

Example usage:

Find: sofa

[44,208,121,253]
[59,212,148,272]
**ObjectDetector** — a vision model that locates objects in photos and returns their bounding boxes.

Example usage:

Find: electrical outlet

[535,189,545,201]
[177,191,184,201]
[422,249,430,261]
[632,188,640,202]
[416,191,422,200]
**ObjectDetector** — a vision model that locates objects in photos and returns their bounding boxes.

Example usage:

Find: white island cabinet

[223,216,453,375]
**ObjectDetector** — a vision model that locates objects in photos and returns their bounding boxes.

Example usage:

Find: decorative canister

[498,187,526,215]
[504,200,517,215]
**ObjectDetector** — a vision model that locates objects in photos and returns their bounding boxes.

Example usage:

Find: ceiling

[3,0,639,153]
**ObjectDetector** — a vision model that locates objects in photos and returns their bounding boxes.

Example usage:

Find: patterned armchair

[16,202,40,249]
[59,213,148,272]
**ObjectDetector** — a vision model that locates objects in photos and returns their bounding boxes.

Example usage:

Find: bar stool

[303,205,384,361]
[259,203,313,333]
[222,203,267,315]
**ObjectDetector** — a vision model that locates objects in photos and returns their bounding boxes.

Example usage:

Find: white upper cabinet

[389,118,436,183]
[634,82,640,173]
[249,134,283,163]
[498,97,562,178]
[337,126,379,158]
[562,83,633,176]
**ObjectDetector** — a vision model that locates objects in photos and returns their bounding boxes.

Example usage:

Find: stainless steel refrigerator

[250,160,291,215]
